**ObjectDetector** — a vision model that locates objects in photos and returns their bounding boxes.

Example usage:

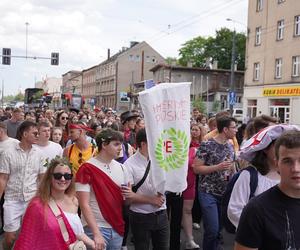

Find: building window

[292,56,300,77]
[253,62,260,80]
[295,16,300,36]
[277,20,284,40]
[135,55,140,62]
[278,0,285,3]
[256,0,263,12]
[255,27,262,45]
[146,56,151,63]
[129,55,134,61]
[275,58,283,79]
[247,99,257,119]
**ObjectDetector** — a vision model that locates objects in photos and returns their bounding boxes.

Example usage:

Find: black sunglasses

[53,173,73,180]
[61,117,69,120]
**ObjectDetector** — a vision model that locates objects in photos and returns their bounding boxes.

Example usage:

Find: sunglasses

[53,173,73,180]
[61,117,69,120]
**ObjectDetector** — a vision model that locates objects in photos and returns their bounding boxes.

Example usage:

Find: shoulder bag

[48,199,87,250]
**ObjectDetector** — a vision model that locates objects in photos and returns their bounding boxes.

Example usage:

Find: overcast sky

[0,0,248,95]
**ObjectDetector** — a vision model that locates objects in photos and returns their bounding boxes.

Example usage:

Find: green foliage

[192,97,206,114]
[3,93,24,102]
[14,93,25,101]
[178,28,246,70]
[212,100,221,112]
[165,57,178,65]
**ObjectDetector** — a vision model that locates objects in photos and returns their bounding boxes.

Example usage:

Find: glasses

[61,116,68,120]
[78,152,83,164]
[52,173,73,180]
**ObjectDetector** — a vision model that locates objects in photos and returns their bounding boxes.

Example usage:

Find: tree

[178,28,246,70]
[14,93,24,101]
[165,57,178,65]
[192,97,206,114]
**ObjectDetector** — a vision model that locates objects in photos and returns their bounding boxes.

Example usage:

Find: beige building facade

[62,41,165,111]
[62,70,82,95]
[115,41,165,111]
[82,66,97,106]
[244,0,300,124]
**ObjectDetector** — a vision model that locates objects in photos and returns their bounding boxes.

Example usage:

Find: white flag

[138,82,191,193]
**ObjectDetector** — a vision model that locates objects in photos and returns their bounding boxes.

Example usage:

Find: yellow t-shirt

[68,143,95,174]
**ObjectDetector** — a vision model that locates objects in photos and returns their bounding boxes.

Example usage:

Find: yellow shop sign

[263,86,300,96]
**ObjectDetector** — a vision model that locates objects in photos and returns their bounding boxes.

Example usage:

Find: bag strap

[48,199,70,243]
[68,144,74,159]
[245,166,258,199]
[132,160,151,193]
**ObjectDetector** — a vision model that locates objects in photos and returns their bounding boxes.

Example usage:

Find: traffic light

[2,48,11,65]
[51,52,59,65]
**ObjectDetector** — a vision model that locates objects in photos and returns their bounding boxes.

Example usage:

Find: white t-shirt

[0,137,19,156]
[34,141,63,162]
[124,150,166,214]
[228,170,280,228]
[63,211,84,235]
[75,157,126,228]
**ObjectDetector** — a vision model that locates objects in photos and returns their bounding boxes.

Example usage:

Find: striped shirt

[0,143,46,201]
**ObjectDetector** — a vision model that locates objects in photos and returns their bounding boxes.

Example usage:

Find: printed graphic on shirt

[155,128,189,171]
[285,211,297,250]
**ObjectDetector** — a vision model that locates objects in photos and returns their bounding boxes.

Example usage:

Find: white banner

[138,82,191,193]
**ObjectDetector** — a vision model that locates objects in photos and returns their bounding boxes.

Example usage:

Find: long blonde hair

[37,157,75,204]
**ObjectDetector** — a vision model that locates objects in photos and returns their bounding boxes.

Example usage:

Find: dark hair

[216,116,237,133]
[275,130,300,160]
[136,128,147,148]
[96,128,123,151]
[250,146,271,175]
[253,115,278,133]
[196,114,207,124]
[38,121,51,130]
[16,121,37,140]
[216,111,231,120]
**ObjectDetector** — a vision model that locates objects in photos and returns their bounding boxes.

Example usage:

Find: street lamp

[226,18,236,115]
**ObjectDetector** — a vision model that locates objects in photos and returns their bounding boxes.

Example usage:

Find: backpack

[221,166,258,234]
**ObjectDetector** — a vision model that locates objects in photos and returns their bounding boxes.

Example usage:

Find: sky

[0,0,248,95]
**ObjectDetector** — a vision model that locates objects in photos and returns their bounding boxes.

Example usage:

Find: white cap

[239,124,300,162]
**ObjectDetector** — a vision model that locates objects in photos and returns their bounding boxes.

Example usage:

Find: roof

[150,64,244,74]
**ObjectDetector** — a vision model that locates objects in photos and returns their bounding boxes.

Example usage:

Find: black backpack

[221,166,258,234]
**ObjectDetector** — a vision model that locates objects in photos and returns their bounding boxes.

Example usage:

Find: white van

[226,108,243,122]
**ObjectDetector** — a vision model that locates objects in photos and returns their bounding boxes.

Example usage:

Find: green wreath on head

[154,128,189,172]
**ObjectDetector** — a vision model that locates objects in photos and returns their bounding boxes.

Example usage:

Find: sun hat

[239,124,300,162]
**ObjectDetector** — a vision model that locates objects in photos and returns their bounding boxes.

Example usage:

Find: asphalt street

[125,226,236,250]
[0,225,235,249]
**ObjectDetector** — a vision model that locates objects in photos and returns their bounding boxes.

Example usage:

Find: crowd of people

[0,104,299,250]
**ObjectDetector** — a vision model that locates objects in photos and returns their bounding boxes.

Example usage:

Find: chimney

[107,49,110,59]
[130,41,139,47]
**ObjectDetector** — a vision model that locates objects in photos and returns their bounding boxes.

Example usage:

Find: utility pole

[2,80,4,108]
[226,18,237,115]
[229,29,236,115]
